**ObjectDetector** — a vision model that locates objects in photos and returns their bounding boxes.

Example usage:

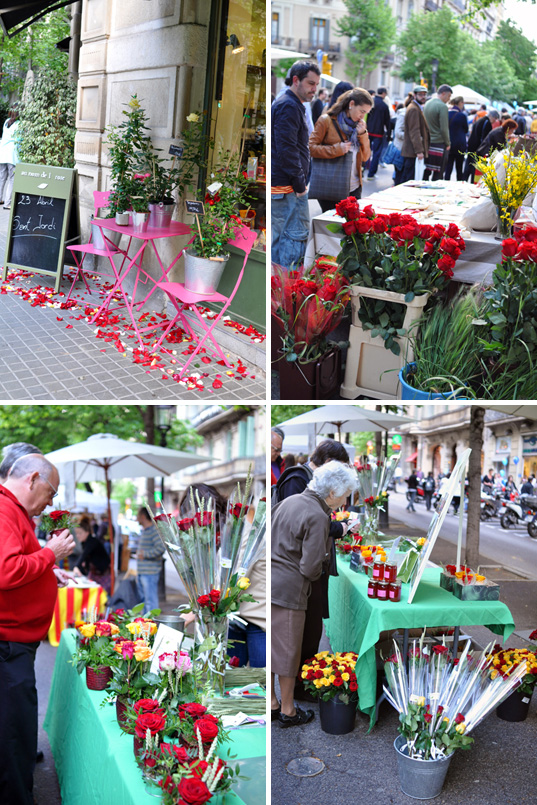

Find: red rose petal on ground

[212,379,223,389]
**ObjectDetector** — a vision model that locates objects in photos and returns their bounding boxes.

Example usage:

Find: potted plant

[300,651,359,734]
[488,643,537,721]
[271,258,350,399]
[182,148,254,295]
[72,619,120,690]
[327,198,465,398]
[40,509,75,536]
[398,289,487,400]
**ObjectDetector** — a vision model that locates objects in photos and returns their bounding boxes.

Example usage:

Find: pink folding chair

[151,225,258,378]
[65,191,127,302]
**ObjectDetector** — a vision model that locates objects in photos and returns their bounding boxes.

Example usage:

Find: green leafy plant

[17,72,77,167]
[105,95,153,216]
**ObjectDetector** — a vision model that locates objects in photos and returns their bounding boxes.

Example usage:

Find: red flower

[349,680,358,691]
[388,212,402,226]
[516,240,537,262]
[342,220,358,235]
[134,699,162,714]
[134,711,166,738]
[230,502,248,518]
[424,713,432,723]
[372,217,387,233]
[228,655,240,667]
[419,224,434,239]
[161,743,190,763]
[159,775,176,794]
[94,621,112,637]
[432,645,449,655]
[529,629,537,641]
[209,589,221,604]
[194,717,220,743]
[197,594,213,610]
[184,703,208,719]
[356,218,373,234]
[177,777,212,805]
[177,517,194,531]
[195,511,213,528]
[49,510,69,521]
[455,713,465,724]
[362,204,376,219]
[400,223,419,240]
[333,677,344,687]
[446,223,460,238]
[437,254,455,277]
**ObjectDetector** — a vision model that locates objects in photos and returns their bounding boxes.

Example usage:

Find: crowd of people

[271,58,537,269]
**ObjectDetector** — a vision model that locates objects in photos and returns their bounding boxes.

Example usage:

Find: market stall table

[44,630,266,805]
[74,218,191,348]
[47,582,107,647]
[305,180,502,283]
[325,560,515,729]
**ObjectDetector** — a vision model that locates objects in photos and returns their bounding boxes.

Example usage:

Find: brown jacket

[271,488,332,611]
[309,114,371,188]
[401,101,430,159]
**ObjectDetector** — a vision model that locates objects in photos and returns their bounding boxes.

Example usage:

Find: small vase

[495,207,514,241]
[184,249,229,295]
[496,687,533,722]
[319,693,357,735]
[361,507,380,541]
[115,212,130,226]
[85,665,112,690]
[148,200,175,228]
[194,617,229,695]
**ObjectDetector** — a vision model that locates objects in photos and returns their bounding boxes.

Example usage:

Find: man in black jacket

[366,87,392,179]
[271,61,320,268]
[463,109,499,182]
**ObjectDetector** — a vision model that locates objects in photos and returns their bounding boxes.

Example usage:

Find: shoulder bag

[308,118,353,201]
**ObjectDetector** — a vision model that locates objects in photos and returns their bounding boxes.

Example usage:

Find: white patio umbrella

[278,405,413,452]
[45,433,213,591]
[485,405,537,419]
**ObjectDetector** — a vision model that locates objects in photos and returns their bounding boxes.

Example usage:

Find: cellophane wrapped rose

[271,257,350,364]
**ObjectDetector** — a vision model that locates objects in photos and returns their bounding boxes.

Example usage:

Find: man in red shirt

[0,452,75,805]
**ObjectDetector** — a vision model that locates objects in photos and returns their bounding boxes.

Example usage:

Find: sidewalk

[272,515,537,804]
[0,207,266,400]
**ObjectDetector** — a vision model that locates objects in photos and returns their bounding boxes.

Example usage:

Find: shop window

[272,11,279,44]
[210,0,266,251]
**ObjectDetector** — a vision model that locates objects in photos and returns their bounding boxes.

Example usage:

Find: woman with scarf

[309,88,373,213]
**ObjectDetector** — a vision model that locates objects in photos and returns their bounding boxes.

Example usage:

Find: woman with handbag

[309,88,373,212]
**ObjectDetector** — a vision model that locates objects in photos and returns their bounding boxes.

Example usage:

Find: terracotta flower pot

[85,665,112,690]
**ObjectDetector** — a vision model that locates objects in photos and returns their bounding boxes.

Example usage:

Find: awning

[406,451,418,462]
[0,1,76,38]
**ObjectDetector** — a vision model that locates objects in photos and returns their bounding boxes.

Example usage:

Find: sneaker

[278,706,315,728]
[380,162,387,168]
[366,176,375,181]
[3,205,10,210]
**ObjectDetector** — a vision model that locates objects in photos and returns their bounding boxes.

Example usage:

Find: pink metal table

[85,218,191,346]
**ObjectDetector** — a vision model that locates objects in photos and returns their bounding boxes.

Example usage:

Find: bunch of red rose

[197,590,221,613]
[178,702,222,746]
[271,261,350,346]
[334,198,465,283]
[134,698,167,739]
[154,741,231,805]
[501,227,537,262]
[229,502,248,518]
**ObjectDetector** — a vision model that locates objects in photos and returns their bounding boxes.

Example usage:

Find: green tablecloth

[325,560,515,728]
[43,630,266,805]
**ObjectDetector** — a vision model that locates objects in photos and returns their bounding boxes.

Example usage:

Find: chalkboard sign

[169,144,184,157]
[186,200,205,215]
[2,164,79,293]
[349,552,361,573]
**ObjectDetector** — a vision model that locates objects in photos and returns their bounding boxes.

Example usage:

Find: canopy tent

[450,84,490,106]
[485,405,537,419]
[0,0,76,37]
[271,47,311,60]
[45,433,213,591]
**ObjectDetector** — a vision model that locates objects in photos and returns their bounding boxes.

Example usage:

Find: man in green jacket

[423,84,452,181]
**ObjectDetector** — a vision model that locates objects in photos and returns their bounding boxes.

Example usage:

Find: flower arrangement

[301,651,359,704]
[487,645,537,697]
[384,637,528,760]
[41,509,74,534]
[355,455,400,539]
[106,635,159,702]
[271,257,350,365]
[177,702,225,748]
[73,619,120,672]
[157,649,195,706]
[327,199,465,354]
[475,141,537,235]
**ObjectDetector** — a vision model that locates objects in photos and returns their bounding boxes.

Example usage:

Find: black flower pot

[278,346,342,400]
[496,688,533,722]
[318,692,357,735]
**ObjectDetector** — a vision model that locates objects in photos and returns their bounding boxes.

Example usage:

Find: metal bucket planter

[130,212,149,234]
[91,221,122,252]
[394,735,453,800]
[115,212,130,226]
[496,688,533,722]
[148,201,175,228]
[319,693,357,735]
[184,249,229,295]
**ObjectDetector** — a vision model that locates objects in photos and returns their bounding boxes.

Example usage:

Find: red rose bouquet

[301,651,359,704]
[271,257,350,365]
[327,198,465,354]
[41,509,74,535]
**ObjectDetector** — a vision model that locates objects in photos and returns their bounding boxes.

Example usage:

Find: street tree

[494,19,537,104]
[398,8,476,89]
[465,406,486,569]
[465,41,523,104]
[335,0,396,86]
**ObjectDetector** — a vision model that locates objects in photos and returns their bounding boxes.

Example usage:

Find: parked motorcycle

[480,491,506,521]
[528,511,537,539]
[500,494,537,529]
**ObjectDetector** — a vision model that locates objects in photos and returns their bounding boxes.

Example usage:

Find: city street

[389,489,537,581]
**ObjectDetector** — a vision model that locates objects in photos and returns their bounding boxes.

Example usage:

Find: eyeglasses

[271,443,282,453]
[39,474,58,498]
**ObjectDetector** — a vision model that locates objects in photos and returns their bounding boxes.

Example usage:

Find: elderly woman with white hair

[271,460,358,728]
